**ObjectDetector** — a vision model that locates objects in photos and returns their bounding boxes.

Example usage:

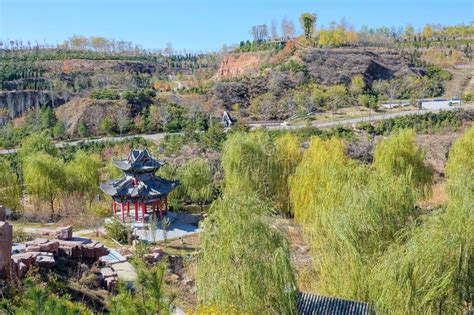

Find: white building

[421,99,461,110]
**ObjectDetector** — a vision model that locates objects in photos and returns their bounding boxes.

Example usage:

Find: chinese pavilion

[100,149,178,223]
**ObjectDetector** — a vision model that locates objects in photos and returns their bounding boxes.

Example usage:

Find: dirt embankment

[213,47,424,86]
[55,97,128,135]
[212,52,271,80]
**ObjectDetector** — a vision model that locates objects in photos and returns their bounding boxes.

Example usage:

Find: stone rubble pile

[99,266,118,290]
[144,247,164,264]
[0,206,111,287]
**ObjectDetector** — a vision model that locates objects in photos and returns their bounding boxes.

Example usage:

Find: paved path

[1,105,472,155]
[0,133,168,155]
[135,212,201,243]
[257,104,474,130]
[13,212,201,244]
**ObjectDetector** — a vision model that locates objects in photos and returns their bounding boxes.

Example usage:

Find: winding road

[1,104,472,155]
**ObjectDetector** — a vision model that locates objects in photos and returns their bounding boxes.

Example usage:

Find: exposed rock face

[55,98,128,135]
[0,221,12,278]
[11,237,109,279]
[213,52,270,80]
[0,90,70,119]
[11,252,37,270]
[300,48,425,85]
[57,238,109,260]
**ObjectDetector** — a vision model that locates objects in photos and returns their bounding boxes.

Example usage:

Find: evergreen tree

[39,106,58,130]
[52,121,66,139]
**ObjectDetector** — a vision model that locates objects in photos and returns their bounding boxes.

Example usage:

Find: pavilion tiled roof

[100,149,178,202]
[297,292,375,315]
[113,149,164,174]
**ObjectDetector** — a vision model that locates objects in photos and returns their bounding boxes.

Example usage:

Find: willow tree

[221,132,275,200]
[370,126,474,313]
[65,150,101,208]
[273,133,301,216]
[0,159,21,211]
[179,158,214,211]
[289,137,352,224]
[18,132,57,163]
[197,194,297,314]
[289,136,417,300]
[23,152,65,217]
[373,129,433,197]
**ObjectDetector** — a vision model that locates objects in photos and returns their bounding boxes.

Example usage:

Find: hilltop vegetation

[1,17,473,149]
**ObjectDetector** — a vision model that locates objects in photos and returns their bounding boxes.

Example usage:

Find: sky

[1,0,473,52]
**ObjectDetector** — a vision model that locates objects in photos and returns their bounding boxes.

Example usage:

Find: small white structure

[421,99,461,110]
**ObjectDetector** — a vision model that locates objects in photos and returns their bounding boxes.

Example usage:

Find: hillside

[0,33,472,146]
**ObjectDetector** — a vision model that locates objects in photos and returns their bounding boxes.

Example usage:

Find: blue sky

[1,0,473,51]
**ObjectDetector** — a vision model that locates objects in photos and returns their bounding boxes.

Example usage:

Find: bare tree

[281,18,295,39]
[250,24,269,42]
[114,106,130,137]
[271,19,279,39]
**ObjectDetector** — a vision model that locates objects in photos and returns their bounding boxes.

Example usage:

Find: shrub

[104,219,131,244]
[89,88,120,100]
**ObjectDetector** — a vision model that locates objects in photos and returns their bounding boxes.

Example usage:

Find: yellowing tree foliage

[0,159,21,211]
[65,150,101,207]
[179,158,214,211]
[289,134,419,300]
[23,153,66,216]
[273,133,301,216]
[370,126,473,313]
[197,194,297,314]
[373,129,433,197]
[222,132,302,215]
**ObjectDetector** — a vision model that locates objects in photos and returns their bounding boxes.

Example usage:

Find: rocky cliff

[0,90,71,118]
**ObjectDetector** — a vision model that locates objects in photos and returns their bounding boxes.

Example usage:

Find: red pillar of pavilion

[135,201,139,221]
[158,198,163,220]
[113,201,117,217]
[120,203,125,223]
[127,202,130,216]
[141,203,146,224]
